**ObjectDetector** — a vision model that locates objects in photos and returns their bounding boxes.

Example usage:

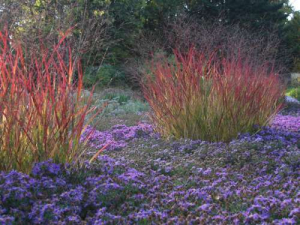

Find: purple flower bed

[81,123,155,151]
[271,115,300,132]
[1,114,299,224]
[0,142,299,224]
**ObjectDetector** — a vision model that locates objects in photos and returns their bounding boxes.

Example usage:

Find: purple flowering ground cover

[271,115,300,132]
[1,112,300,224]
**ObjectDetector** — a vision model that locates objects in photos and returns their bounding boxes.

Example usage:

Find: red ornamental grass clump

[0,30,102,173]
[142,48,285,142]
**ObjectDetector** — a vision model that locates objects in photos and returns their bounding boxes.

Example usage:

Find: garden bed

[1,102,299,224]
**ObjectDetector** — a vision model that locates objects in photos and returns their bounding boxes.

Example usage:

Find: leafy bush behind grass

[83,64,126,88]
[286,86,300,101]
[91,88,149,117]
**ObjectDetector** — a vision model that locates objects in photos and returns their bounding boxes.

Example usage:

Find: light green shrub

[286,86,300,101]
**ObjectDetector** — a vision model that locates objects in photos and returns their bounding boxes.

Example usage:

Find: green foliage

[285,11,300,71]
[143,0,184,30]
[102,93,131,105]
[106,0,147,63]
[187,0,288,31]
[286,86,300,101]
[83,64,126,87]
[0,0,293,83]
[89,88,149,131]
[91,88,149,115]
[0,0,113,67]
[102,100,149,116]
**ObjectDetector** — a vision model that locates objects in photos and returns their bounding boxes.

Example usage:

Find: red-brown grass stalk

[0,30,103,173]
[142,48,285,142]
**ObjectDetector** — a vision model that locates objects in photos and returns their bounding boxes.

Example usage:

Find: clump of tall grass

[0,30,103,173]
[142,48,284,142]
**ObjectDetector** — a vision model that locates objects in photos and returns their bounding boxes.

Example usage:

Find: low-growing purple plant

[271,114,300,132]
[81,123,154,152]
[0,122,299,224]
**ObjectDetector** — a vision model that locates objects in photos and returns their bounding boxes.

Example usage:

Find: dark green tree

[142,0,185,30]
[285,11,300,71]
[187,0,289,31]
[105,0,147,62]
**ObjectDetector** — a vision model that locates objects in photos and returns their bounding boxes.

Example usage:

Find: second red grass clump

[142,48,284,142]
[0,30,102,173]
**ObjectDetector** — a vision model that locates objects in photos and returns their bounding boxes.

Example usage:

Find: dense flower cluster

[0,146,299,224]
[271,114,300,132]
[1,108,299,224]
[81,123,155,151]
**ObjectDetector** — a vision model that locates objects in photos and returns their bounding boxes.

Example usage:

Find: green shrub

[83,64,126,87]
[96,99,149,116]
[102,93,131,105]
[286,86,300,101]
[90,89,149,121]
